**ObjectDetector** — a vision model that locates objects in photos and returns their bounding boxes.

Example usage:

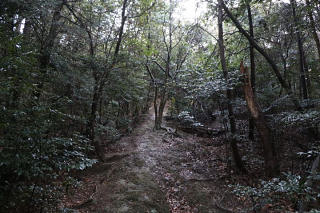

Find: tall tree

[221,0,302,111]
[246,0,256,141]
[290,0,309,99]
[146,0,190,129]
[305,0,320,60]
[218,0,246,173]
[154,0,173,130]
[35,1,65,98]
[66,0,128,160]
[89,0,128,160]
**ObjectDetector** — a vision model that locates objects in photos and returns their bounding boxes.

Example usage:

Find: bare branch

[221,0,302,110]
[145,64,155,83]
[196,24,218,41]
[152,60,173,79]
[128,1,156,18]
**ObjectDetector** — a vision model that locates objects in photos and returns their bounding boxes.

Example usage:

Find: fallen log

[177,125,225,138]
[104,151,134,162]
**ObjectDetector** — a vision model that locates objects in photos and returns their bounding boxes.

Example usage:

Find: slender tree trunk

[154,0,172,130]
[99,98,103,123]
[36,2,64,98]
[247,1,256,141]
[154,86,160,129]
[306,0,320,60]
[281,55,289,95]
[157,89,167,129]
[86,26,105,161]
[241,62,279,177]
[87,0,128,159]
[145,13,163,130]
[306,0,319,95]
[218,0,246,174]
[290,0,308,99]
[221,1,302,111]
[88,82,104,161]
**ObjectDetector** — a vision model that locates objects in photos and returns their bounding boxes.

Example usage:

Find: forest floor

[62,105,247,213]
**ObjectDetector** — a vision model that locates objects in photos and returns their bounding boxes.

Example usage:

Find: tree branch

[145,64,155,83]
[221,0,302,110]
[152,60,173,79]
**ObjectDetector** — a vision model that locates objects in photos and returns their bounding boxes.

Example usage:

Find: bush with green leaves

[276,110,320,128]
[229,172,319,211]
[0,103,97,212]
[0,32,97,212]
[178,111,204,128]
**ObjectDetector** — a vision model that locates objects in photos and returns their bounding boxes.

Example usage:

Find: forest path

[64,105,241,213]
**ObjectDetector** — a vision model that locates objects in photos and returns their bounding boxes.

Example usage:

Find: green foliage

[230,173,318,211]
[0,23,97,211]
[178,111,204,127]
[274,110,320,128]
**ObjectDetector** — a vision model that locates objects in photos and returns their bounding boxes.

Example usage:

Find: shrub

[229,172,319,211]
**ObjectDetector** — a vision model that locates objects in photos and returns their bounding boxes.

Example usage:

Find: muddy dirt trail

[64,106,243,213]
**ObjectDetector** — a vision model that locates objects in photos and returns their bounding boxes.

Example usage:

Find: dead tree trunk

[218,0,247,174]
[240,62,279,177]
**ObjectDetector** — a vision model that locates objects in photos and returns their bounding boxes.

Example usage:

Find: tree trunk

[88,83,104,161]
[87,0,128,159]
[240,62,279,177]
[86,28,105,161]
[281,55,290,96]
[158,89,167,128]
[36,2,64,98]
[306,0,320,60]
[221,1,302,111]
[154,86,160,129]
[154,0,172,130]
[218,0,247,174]
[247,1,256,141]
[290,0,309,99]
